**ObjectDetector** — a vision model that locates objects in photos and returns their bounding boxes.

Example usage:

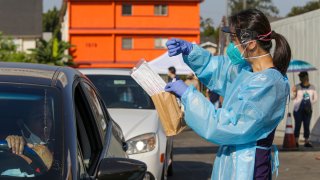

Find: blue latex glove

[166,38,193,57]
[165,80,189,98]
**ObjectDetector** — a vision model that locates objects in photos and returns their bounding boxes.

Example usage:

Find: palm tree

[29,38,73,66]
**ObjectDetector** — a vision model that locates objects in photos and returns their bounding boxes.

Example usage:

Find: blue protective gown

[181,45,289,180]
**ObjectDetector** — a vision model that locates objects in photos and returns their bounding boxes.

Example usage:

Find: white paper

[131,60,167,96]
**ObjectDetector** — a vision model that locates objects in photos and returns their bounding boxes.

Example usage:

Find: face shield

[222,26,260,44]
[222,27,272,64]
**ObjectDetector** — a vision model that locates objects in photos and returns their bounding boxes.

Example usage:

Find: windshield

[87,75,155,109]
[0,84,61,178]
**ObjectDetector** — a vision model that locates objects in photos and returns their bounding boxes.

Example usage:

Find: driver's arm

[6,135,53,169]
[5,135,25,155]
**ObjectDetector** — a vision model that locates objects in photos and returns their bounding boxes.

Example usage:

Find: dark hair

[299,71,308,78]
[168,66,176,74]
[229,9,291,75]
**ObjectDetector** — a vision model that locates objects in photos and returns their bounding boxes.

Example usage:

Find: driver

[5,107,53,170]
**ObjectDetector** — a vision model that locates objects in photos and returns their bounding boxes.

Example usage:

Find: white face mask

[21,123,46,145]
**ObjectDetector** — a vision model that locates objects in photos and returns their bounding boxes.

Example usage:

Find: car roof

[0,62,81,87]
[79,68,131,76]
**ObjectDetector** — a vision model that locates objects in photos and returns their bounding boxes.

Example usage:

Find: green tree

[0,31,73,65]
[287,1,320,17]
[43,7,63,40]
[29,38,73,66]
[201,17,215,36]
[229,0,279,17]
[200,17,219,43]
[42,4,75,66]
[0,33,34,63]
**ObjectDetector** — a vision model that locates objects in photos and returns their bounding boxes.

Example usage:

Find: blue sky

[44,0,313,26]
[43,0,62,12]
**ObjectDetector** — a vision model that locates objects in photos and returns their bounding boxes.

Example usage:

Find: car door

[73,81,104,179]
[79,79,127,158]
[73,78,146,180]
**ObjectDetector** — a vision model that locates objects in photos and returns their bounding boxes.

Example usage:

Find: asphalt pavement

[168,128,320,180]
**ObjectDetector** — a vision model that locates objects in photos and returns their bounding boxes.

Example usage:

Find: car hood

[108,109,160,140]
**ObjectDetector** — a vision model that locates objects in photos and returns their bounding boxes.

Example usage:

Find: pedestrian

[165,9,291,180]
[292,71,317,148]
[184,73,200,91]
[167,66,180,82]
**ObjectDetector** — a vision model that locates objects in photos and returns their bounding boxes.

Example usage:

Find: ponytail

[228,9,292,75]
[271,31,291,75]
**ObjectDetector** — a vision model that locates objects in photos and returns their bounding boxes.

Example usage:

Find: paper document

[131,60,186,136]
[130,60,167,96]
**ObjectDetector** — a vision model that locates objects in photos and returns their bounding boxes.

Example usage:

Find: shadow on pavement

[173,146,219,155]
[278,147,320,152]
[168,161,212,180]
[276,143,320,152]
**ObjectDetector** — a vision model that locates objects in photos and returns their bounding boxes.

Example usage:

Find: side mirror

[97,158,146,180]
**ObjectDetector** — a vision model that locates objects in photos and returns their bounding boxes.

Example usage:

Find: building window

[122,4,132,16]
[154,38,168,49]
[154,5,168,16]
[122,38,133,49]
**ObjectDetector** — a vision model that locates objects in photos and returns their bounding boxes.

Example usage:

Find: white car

[80,68,173,180]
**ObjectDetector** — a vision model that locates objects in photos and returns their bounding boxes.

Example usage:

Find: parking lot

[169,128,320,180]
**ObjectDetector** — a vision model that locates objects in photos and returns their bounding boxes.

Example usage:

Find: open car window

[0,84,61,178]
[74,83,103,176]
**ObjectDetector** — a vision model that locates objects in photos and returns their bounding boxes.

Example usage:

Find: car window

[81,82,107,140]
[0,84,61,178]
[74,83,102,175]
[106,135,127,158]
[86,75,155,109]
[106,124,127,158]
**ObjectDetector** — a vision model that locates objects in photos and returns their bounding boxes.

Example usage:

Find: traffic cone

[282,113,297,150]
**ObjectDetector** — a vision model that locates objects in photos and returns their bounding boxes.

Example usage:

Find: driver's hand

[5,135,25,155]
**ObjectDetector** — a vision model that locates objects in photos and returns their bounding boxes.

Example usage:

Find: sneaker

[304,142,313,148]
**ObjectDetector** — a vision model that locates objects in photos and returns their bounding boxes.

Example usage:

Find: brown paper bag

[151,92,186,136]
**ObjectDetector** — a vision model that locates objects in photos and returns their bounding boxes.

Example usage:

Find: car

[80,68,173,180]
[0,62,146,179]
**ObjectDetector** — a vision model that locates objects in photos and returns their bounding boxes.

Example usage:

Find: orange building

[66,0,203,68]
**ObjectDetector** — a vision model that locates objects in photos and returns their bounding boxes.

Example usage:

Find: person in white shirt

[167,66,180,82]
[292,71,318,147]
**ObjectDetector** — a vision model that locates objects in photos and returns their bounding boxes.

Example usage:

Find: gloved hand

[165,80,189,98]
[166,38,193,57]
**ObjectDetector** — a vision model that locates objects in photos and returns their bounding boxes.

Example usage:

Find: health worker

[165,9,291,180]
